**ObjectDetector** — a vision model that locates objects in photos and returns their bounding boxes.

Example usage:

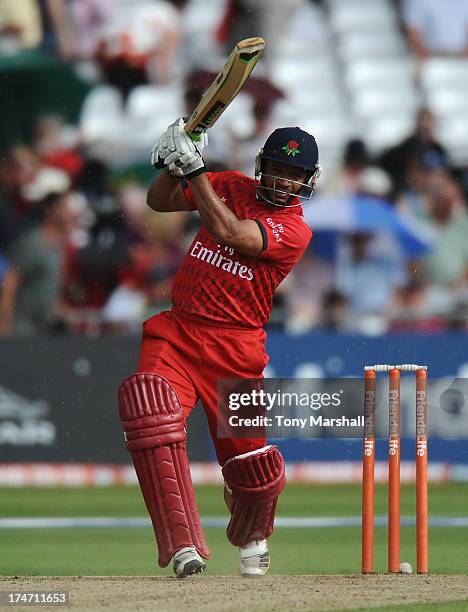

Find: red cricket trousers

[137,310,268,465]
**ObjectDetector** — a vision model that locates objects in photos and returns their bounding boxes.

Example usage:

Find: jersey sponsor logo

[190,240,254,281]
[265,217,284,243]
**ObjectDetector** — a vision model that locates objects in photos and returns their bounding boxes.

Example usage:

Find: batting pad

[222,445,286,547]
[118,373,210,567]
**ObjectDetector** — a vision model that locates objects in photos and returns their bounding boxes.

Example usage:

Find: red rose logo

[282,140,301,157]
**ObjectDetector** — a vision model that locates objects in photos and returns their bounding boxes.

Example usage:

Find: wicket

[361,364,428,574]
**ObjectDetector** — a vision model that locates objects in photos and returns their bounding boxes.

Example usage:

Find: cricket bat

[184,37,265,137]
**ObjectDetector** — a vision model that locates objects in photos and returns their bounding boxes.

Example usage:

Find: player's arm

[157,118,263,256]
[188,174,264,257]
[146,171,192,212]
[147,127,194,212]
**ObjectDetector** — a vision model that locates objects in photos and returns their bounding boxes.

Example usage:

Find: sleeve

[182,172,228,211]
[255,213,313,266]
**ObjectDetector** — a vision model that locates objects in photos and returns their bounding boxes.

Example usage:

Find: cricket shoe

[239,539,270,577]
[172,547,206,579]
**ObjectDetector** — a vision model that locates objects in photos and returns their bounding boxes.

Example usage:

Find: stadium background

[0,0,468,583]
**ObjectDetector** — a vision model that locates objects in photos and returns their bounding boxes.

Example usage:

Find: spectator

[335,232,407,332]
[98,0,188,97]
[33,0,112,60]
[64,194,130,313]
[37,0,76,59]
[101,186,186,330]
[1,144,71,221]
[143,263,173,317]
[34,115,84,180]
[0,168,17,250]
[357,167,393,201]
[323,139,371,195]
[396,152,449,223]
[216,0,304,73]
[336,167,410,329]
[284,251,334,333]
[447,297,468,331]
[230,101,275,176]
[320,290,349,332]
[2,145,42,217]
[0,0,42,51]
[0,191,74,336]
[69,0,113,59]
[419,174,468,288]
[390,279,446,332]
[380,109,447,195]
[402,0,468,59]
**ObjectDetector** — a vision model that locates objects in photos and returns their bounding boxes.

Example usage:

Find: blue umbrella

[303,195,433,257]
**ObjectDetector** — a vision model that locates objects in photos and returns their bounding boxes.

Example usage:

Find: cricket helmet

[255,127,321,207]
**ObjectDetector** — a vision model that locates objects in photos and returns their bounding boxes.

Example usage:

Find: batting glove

[160,117,208,157]
[151,119,193,177]
[150,136,184,178]
[161,118,208,179]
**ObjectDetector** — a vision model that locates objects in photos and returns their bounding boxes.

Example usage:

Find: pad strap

[119,373,210,567]
[222,445,286,547]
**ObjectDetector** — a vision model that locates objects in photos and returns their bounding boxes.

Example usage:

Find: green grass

[2,526,466,576]
[2,483,467,518]
[0,483,467,576]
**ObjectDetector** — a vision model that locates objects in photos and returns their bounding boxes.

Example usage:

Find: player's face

[260,160,309,205]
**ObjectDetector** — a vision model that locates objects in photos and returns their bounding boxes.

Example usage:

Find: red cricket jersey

[171,171,312,328]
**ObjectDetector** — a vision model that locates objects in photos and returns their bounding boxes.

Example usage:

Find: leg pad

[222,445,285,547]
[119,373,210,567]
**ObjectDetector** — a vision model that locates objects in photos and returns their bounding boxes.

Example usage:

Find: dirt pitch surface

[2,575,468,611]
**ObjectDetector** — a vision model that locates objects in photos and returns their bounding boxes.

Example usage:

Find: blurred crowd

[0,0,467,337]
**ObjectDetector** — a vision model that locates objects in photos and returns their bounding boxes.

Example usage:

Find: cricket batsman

[118,118,321,578]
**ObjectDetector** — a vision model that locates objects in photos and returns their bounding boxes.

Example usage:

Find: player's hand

[150,136,184,178]
[160,118,207,179]
[160,117,208,157]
